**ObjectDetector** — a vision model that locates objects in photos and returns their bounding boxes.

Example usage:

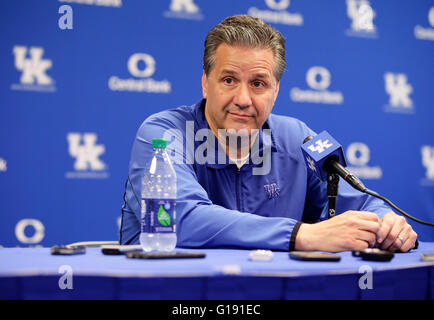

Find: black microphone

[302,133,434,227]
[302,134,367,193]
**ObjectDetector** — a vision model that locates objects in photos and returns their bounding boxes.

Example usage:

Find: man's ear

[273,80,280,104]
[201,71,207,99]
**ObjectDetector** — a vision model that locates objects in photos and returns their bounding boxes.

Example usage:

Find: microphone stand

[327,173,339,218]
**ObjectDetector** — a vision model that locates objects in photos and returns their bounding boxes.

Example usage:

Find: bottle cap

[152,138,167,148]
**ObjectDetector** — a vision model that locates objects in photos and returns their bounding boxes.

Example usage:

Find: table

[1,243,433,300]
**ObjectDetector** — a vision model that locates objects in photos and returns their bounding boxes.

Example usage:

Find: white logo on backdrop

[290,66,344,104]
[383,72,414,114]
[164,0,203,20]
[11,46,56,92]
[421,146,434,186]
[108,53,171,93]
[248,0,303,26]
[414,7,434,41]
[346,0,377,38]
[346,142,382,179]
[15,219,45,244]
[58,0,122,7]
[65,133,109,179]
[0,158,6,172]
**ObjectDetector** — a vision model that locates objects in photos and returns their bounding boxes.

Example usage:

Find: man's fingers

[376,212,395,243]
[394,225,418,252]
[400,230,418,252]
[357,230,377,248]
[379,215,406,251]
[354,211,381,222]
[357,220,381,235]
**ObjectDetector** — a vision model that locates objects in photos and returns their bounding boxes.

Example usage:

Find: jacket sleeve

[120,116,298,251]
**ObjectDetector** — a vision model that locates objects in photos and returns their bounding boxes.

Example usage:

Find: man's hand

[295,210,381,253]
[376,211,418,252]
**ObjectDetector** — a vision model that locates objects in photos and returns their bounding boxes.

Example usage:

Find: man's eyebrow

[220,69,272,79]
[253,72,272,79]
[220,69,239,76]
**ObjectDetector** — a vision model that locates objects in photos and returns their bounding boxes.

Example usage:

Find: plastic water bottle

[140,138,177,252]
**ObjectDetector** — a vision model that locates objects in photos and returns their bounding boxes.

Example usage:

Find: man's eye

[252,81,265,88]
[223,78,233,85]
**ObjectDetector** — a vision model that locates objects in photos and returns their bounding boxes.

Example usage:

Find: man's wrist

[294,223,314,251]
[289,221,303,251]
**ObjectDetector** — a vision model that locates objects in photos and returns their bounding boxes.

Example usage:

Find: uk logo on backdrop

[248,0,303,26]
[65,132,109,179]
[108,53,171,94]
[11,45,56,92]
[383,72,414,114]
[414,7,434,41]
[345,0,378,38]
[421,145,434,186]
[290,66,344,105]
[345,142,382,179]
[163,0,204,20]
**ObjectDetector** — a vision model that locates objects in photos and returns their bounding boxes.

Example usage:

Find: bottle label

[141,198,176,233]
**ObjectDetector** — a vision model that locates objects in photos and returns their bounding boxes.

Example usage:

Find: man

[120,15,417,252]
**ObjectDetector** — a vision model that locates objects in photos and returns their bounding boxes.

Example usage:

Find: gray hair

[203,14,286,81]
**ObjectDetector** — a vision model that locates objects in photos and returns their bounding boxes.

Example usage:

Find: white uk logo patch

[248,0,303,26]
[383,72,414,114]
[65,133,109,179]
[163,0,203,20]
[308,139,333,154]
[421,146,434,186]
[11,46,56,92]
[290,66,344,104]
[306,156,317,172]
[108,52,171,93]
[345,142,382,179]
[346,0,377,38]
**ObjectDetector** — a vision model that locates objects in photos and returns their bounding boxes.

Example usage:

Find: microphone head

[301,131,347,181]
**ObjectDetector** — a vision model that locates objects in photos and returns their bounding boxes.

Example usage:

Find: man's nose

[233,83,252,109]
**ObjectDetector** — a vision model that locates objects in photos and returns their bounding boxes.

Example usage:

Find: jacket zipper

[235,166,241,211]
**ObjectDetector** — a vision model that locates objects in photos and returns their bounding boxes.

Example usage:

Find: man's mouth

[228,112,253,118]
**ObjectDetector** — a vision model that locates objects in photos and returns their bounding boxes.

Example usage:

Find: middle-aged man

[120,15,417,252]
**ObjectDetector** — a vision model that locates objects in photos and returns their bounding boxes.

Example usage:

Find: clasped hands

[295,211,418,253]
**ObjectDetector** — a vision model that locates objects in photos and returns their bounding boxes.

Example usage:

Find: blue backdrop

[1,0,433,247]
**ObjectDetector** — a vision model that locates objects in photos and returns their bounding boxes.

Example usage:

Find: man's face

[202,44,280,137]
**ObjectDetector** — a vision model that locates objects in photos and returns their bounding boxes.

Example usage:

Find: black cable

[364,189,434,227]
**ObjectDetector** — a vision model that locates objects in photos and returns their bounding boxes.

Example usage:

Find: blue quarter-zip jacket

[120,99,392,250]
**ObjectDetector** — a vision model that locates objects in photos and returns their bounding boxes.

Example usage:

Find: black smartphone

[51,245,86,255]
[358,248,394,262]
[421,253,434,262]
[289,251,341,262]
[101,244,143,255]
[125,251,206,259]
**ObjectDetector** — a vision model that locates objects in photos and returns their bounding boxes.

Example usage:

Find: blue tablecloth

[1,243,433,299]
